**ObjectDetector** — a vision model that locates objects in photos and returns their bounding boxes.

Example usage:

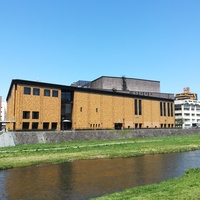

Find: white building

[0,101,7,131]
[175,99,200,128]
[1,101,7,121]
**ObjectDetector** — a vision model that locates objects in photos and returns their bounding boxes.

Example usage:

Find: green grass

[1,134,200,169]
[91,168,200,200]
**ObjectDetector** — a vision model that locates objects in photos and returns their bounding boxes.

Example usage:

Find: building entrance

[62,120,72,130]
[114,123,123,130]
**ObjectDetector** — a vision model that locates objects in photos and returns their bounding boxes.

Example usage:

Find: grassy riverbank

[92,168,200,200]
[1,134,200,170]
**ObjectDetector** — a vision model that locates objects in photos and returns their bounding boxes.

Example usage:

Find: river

[1,150,200,200]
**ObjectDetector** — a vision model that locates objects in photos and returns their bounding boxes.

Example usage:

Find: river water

[1,150,200,200]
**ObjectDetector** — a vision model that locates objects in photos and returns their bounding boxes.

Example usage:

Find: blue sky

[0,0,200,101]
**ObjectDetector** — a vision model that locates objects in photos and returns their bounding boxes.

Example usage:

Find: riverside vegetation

[1,134,200,199]
[1,134,200,170]
[92,168,200,200]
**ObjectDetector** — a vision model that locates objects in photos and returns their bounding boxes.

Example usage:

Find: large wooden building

[6,77,175,131]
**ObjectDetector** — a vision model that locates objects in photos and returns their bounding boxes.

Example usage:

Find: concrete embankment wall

[1,129,200,147]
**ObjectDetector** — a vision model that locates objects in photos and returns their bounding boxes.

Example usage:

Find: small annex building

[6,76,175,131]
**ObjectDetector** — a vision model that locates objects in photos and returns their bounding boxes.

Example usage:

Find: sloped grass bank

[1,134,200,169]
[92,168,200,200]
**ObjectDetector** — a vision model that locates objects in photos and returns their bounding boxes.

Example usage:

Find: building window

[22,122,29,129]
[175,104,181,111]
[80,107,82,112]
[52,90,58,97]
[96,108,98,112]
[196,106,200,110]
[160,102,167,116]
[134,99,138,115]
[32,111,39,119]
[33,88,40,96]
[61,92,72,103]
[134,99,142,115]
[24,87,31,95]
[168,103,170,116]
[23,111,30,119]
[52,122,57,130]
[171,103,174,116]
[163,102,166,116]
[139,100,142,115]
[44,89,50,96]
[32,122,38,129]
[160,102,163,116]
[43,122,49,129]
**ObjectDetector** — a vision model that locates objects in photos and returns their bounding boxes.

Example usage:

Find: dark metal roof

[6,79,174,102]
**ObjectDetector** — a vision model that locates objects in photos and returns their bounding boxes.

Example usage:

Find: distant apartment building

[71,80,91,87]
[1,101,7,121]
[175,88,200,128]
[0,97,8,131]
[175,87,197,100]
[6,76,175,131]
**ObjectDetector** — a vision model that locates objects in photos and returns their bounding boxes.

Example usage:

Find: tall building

[6,77,175,131]
[175,88,200,128]
[175,87,197,100]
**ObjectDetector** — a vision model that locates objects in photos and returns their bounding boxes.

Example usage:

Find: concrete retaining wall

[1,129,200,147]
[0,132,16,147]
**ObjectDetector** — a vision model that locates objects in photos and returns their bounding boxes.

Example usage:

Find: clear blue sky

[1,0,200,101]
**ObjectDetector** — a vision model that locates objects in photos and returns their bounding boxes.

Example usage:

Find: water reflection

[1,150,200,200]
[0,170,8,200]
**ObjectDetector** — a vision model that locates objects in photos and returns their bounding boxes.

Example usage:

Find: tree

[175,118,184,128]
